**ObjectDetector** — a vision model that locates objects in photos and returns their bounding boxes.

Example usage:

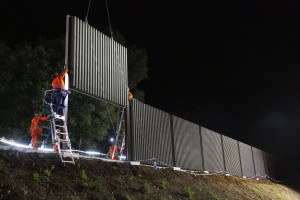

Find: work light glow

[0,139,30,148]
[85,151,101,155]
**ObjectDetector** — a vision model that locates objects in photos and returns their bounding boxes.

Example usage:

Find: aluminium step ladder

[49,109,75,164]
[43,89,75,164]
[112,107,126,160]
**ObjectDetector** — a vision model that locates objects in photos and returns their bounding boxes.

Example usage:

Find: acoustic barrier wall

[68,16,128,107]
[130,100,274,179]
[239,142,256,178]
[130,100,174,166]
[222,135,242,177]
[172,116,203,171]
[252,147,267,180]
[201,127,224,172]
[264,152,275,178]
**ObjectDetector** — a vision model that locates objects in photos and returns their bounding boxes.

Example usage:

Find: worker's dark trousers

[53,91,64,115]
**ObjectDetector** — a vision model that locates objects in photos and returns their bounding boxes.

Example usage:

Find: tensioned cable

[85,0,92,24]
[105,0,113,39]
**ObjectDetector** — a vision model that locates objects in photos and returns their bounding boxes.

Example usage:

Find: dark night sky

[1,0,300,181]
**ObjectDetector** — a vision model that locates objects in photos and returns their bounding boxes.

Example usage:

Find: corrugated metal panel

[263,151,275,179]
[130,100,173,166]
[239,142,255,178]
[252,147,267,180]
[201,127,224,172]
[172,116,203,171]
[222,135,242,177]
[69,16,128,107]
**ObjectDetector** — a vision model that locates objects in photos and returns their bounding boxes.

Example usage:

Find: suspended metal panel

[222,135,242,177]
[252,147,267,180]
[172,116,203,171]
[239,142,255,178]
[69,16,128,107]
[201,127,224,172]
[130,100,173,166]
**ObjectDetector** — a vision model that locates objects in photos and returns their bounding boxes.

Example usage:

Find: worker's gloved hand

[64,64,67,70]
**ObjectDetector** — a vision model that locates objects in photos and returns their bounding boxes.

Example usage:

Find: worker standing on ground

[108,140,120,160]
[29,111,48,148]
[51,67,68,114]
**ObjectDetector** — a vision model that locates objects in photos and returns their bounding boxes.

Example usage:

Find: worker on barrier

[29,111,49,148]
[128,88,133,99]
[51,67,68,114]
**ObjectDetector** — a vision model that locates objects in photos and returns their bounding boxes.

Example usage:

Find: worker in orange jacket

[108,140,120,160]
[128,88,133,99]
[29,111,48,148]
[109,146,120,160]
[51,68,68,114]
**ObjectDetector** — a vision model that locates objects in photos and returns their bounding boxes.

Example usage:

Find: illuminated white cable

[0,139,30,148]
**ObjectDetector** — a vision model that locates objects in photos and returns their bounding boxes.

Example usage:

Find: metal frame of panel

[130,100,174,166]
[239,142,255,178]
[69,16,128,107]
[252,147,267,179]
[201,127,224,172]
[172,116,203,171]
[222,135,242,177]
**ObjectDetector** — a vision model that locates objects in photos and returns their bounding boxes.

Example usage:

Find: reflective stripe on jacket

[29,115,48,134]
[52,69,68,89]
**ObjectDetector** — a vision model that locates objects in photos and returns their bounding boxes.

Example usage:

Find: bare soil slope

[0,149,299,200]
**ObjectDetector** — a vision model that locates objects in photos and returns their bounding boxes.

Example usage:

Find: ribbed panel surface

[201,127,224,172]
[131,100,173,166]
[239,142,255,178]
[222,135,242,177]
[264,152,275,178]
[69,16,128,107]
[172,116,203,170]
[252,147,267,179]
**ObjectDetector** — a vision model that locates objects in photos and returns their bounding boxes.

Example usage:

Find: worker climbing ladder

[110,107,126,160]
[43,89,75,164]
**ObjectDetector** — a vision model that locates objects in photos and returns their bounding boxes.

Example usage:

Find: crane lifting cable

[105,0,113,39]
[85,0,92,24]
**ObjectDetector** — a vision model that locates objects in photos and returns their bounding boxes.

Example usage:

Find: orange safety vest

[109,146,120,160]
[52,69,68,90]
[29,115,48,135]
[128,91,133,99]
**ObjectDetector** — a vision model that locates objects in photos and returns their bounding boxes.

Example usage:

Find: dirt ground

[0,148,299,200]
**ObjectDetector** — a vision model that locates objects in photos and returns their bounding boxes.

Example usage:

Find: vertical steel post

[63,15,71,150]
[125,102,131,161]
[221,135,226,173]
[169,115,176,167]
[251,147,257,178]
[237,141,244,177]
[199,126,205,171]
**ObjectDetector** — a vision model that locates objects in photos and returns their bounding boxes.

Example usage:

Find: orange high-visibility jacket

[128,91,133,99]
[109,146,120,160]
[29,115,48,135]
[52,69,68,90]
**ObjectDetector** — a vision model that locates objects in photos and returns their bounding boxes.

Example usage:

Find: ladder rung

[62,160,75,163]
[55,125,66,128]
[56,131,67,134]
